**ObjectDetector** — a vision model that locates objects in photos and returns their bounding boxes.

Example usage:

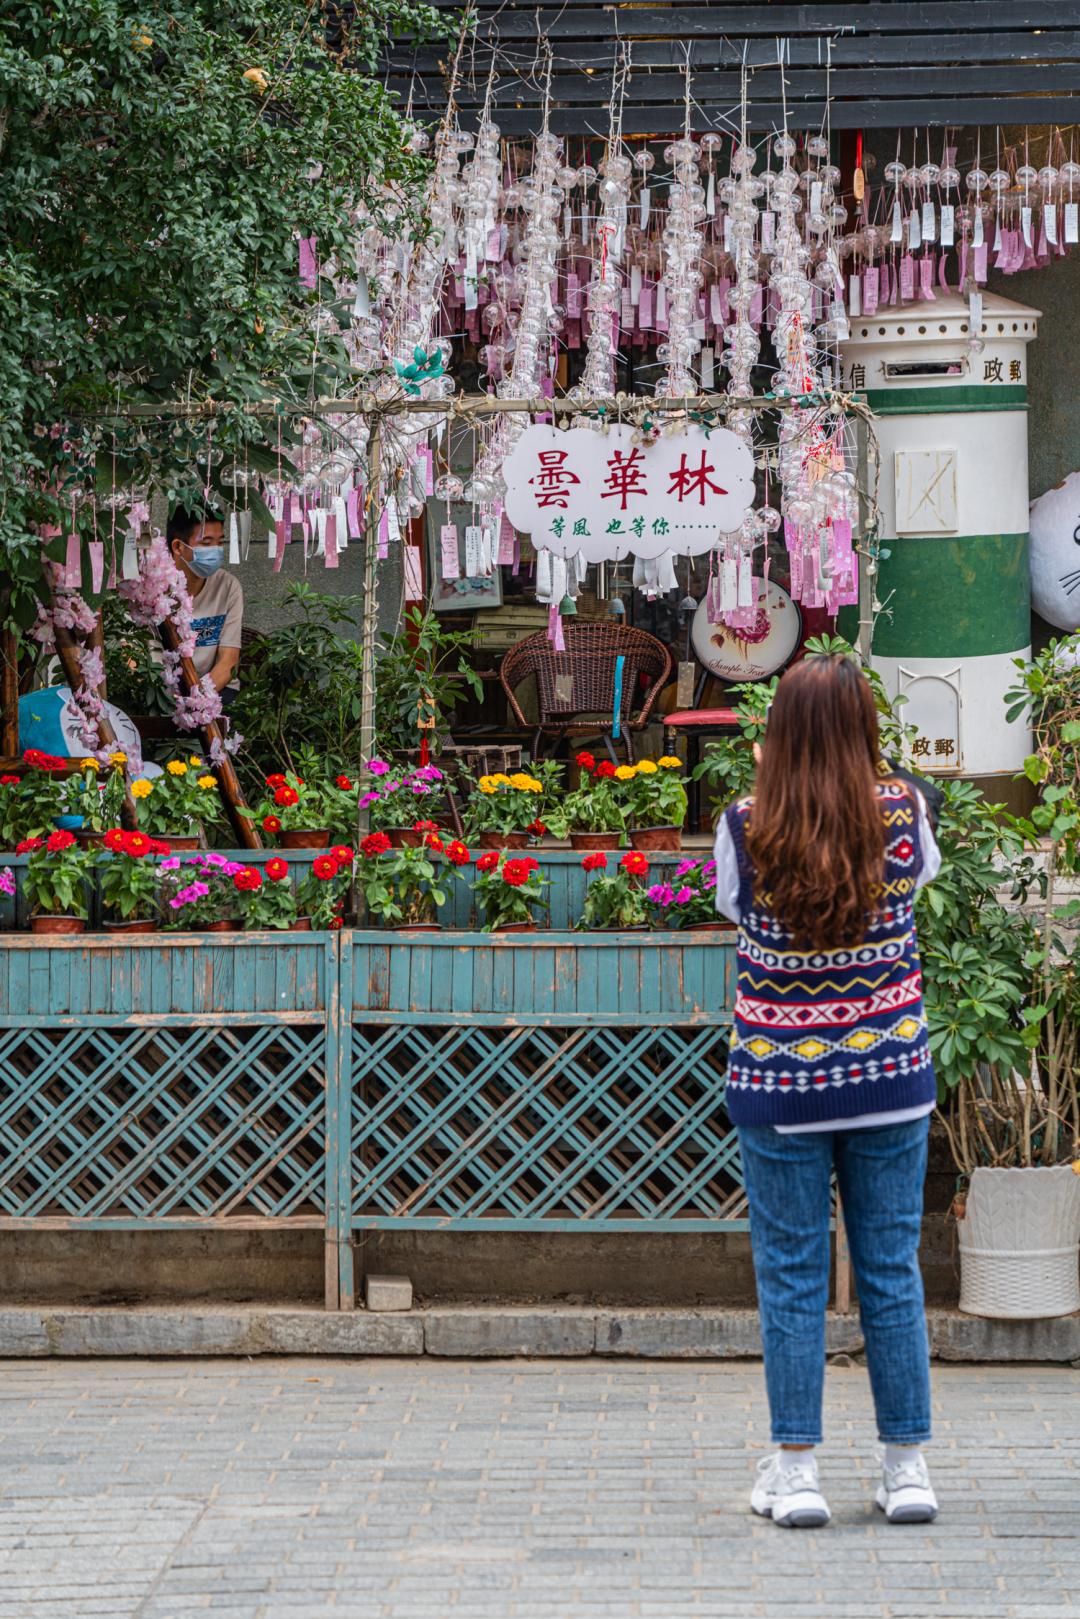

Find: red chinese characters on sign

[600,447,648,512]
[667,449,728,506]
[529,450,581,510]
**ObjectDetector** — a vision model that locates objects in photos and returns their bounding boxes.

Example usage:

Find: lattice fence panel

[0,1023,327,1220]
[350,1021,740,1225]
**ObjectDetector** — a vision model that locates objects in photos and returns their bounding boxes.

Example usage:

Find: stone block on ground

[364,1273,413,1312]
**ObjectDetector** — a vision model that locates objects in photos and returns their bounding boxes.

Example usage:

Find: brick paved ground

[0,1358,1076,1619]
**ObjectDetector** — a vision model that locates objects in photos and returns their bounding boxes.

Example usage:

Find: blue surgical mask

[188,545,224,578]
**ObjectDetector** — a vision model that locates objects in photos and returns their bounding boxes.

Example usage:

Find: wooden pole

[51,617,138,826]
[0,625,18,758]
[159,618,261,850]
[357,419,382,838]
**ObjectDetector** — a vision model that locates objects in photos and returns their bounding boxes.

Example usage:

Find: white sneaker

[875,1453,939,1523]
[751,1452,831,1528]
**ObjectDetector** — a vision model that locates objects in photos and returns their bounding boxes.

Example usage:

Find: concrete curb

[1,1304,1078,1361]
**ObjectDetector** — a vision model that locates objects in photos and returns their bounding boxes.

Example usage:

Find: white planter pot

[958,1164,1080,1319]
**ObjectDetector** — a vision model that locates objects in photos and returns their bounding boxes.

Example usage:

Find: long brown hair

[744,654,887,948]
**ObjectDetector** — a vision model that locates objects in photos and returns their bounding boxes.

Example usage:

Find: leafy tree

[0,0,442,630]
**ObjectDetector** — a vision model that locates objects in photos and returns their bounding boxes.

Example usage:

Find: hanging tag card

[921,199,936,242]
[722,216,732,253]
[737,550,754,607]
[89,540,104,594]
[352,270,370,319]
[849,274,862,317]
[377,505,389,560]
[346,488,363,538]
[464,524,483,578]
[721,552,738,610]
[332,496,348,551]
[940,204,955,247]
[891,199,903,243]
[403,545,423,601]
[121,531,139,580]
[899,254,915,300]
[324,514,339,569]
[907,209,922,250]
[440,523,460,579]
[699,347,715,389]
[705,170,716,217]
[810,180,823,217]
[863,265,880,315]
[1066,202,1079,243]
[1045,202,1058,246]
[497,512,516,565]
[761,211,775,251]
[1021,205,1033,248]
[639,186,650,229]
[227,512,240,565]
[973,243,988,282]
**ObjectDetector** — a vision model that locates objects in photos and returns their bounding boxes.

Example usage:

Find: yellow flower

[490,773,512,787]
[166,760,188,776]
[109,751,127,765]
[478,781,496,795]
[189,756,204,768]
[614,765,637,781]
[131,778,153,799]
[510,772,542,791]
[197,775,217,790]
[81,757,101,771]
[658,755,683,770]
[636,759,658,775]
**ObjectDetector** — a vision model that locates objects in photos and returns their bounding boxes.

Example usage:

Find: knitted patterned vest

[723,782,936,1128]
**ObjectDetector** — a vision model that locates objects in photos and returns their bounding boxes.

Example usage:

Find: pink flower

[221,861,244,876]
[674,886,694,904]
[674,858,700,878]
[160,857,181,872]
[358,791,381,808]
[0,868,14,897]
[367,759,390,776]
[647,883,674,906]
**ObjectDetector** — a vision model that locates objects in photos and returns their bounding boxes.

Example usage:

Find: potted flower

[19,829,96,934]
[232,858,306,931]
[98,828,172,932]
[621,756,688,852]
[296,845,355,929]
[367,761,450,846]
[358,828,471,931]
[2,753,68,849]
[132,757,225,848]
[544,752,626,850]
[473,849,547,933]
[466,770,546,851]
[247,770,337,850]
[160,852,247,930]
[57,754,128,845]
[578,850,650,930]
[646,857,731,931]
[0,865,14,925]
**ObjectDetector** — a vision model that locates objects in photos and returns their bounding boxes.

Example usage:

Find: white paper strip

[941,204,955,247]
[921,199,936,242]
[464,523,483,577]
[1021,205,1033,248]
[639,187,650,229]
[1067,202,1079,244]
[1045,202,1058,246]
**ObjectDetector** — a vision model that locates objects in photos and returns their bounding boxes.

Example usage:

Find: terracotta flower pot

[388,829,424,849]
[278,828,332,850]
[491,920,538,933]
[102,918,159,934]
[683,920,736,933]
[30,915,85,935]
[163,834,201,851]
[479,830,528,850]
[75,831,106,850]
[289,917,313,932]
[590,924,648,933]
[630,825,682,853]
[396,922,442,933]
[569,830,624,851]
[200,920,242,932]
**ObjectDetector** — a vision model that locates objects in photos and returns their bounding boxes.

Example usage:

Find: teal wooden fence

[0,920,737,1309]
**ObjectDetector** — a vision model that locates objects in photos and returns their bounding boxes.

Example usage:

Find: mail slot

[884,360,965,380]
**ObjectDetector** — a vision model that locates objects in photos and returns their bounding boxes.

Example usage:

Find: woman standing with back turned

[713,653,941,1529]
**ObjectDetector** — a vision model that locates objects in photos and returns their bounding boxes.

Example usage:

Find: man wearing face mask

[165,509,244,704]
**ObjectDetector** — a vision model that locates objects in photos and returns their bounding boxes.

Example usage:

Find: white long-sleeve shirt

[712,793,942,1135]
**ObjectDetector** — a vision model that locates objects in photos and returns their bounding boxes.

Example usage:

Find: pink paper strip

[378,506,390,560]
[346,488,362,538]
[298,236,318,288]
[324,514,338,569]
[65,532,81,588]
[497,514,515,566]
[918,256,935,300]
[403,545,423,601]
[89,540,104,593]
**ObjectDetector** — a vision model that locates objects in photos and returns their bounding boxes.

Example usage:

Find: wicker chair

[499,621,672,763]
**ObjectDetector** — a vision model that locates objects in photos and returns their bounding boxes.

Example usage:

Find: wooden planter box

[0,919,738,1309]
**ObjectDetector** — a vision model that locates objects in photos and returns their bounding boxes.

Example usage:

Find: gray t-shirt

[188,570,243,683]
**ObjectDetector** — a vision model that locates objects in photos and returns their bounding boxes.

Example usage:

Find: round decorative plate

[691,579,802,682]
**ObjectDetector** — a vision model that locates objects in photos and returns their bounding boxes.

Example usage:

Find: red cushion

[664,708,740,728]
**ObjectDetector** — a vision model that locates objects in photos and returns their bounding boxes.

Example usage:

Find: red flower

[446,841,471,865]
[234,866,263,891]
[46,829,76,853]
[425,833,444,852]
[265,857,290,882]
[528,819,546,836]
[582,851,608,872]
[335,774,353,791]
[274,785,299,808]
[23,749,67,772]
[124,832,151,858]
[296,777,305,786]
[360,831,391,858]
[595,760,617,779]
[329,916,344,930]
[331,845,355,865]
[103,828,127,852]
[621,851,649,877]
[262,814,281,834]
[312,854,340,881]
[266,773,286,788]
[150,839,171,857]
[0,774,19,786]
[16,837,42,854]
[521,856,540,873]
[476,850,499,873]
[502,858,533,887]
[575,751,596,772]
[413,819,439,833]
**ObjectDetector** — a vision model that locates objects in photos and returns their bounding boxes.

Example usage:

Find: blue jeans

[738,1116,932,1447]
